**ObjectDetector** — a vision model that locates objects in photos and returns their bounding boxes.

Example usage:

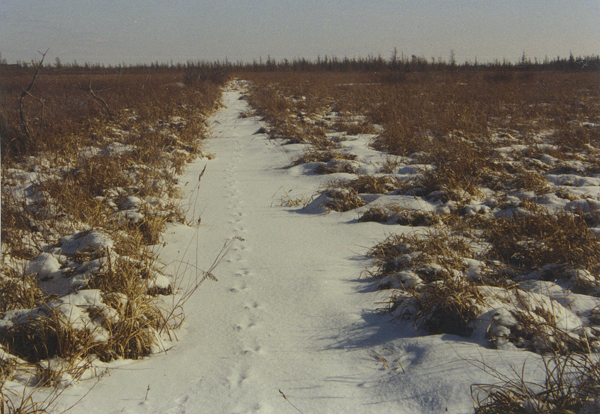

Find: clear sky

[1,0,598,65]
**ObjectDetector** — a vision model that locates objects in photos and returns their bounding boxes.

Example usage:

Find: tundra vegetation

[242,56,600,413]
[1,52,599,412]
[1,58,227,412]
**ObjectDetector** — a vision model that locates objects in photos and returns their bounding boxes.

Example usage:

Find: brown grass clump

[509,308,594,355]
[404,274,486,337]
[368,231,474,278]
[334,175,400,194]
[98,292,171,361]
[1,313,96,364]
[129,206,170,246]
[415,137,504,202]
[509,171,551,193]
[1,251,175,365]
[323,188,365,212]
[484,211,600,277]
[359,205,441,226]
[0,271,45,314]
[367,230,490,336]
[291,149,356,166]
[553,122,600,152]
[473,354,600,414]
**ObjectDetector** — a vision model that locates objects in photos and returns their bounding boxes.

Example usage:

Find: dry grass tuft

[404,274,486,337]
[367,230,489,336]
[0,272,45,314]
[1,313,95,364]
[291,149,356,166]
[415,137,503,202]
[484,211,600,276]
[334,175,400,194]
[323,188,365,212]
[368,230,474,277]
[0,252,175,365]
[359,205,441,226]
[473,354,600,414]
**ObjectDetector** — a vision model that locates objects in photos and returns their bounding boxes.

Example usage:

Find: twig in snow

[279,389,306,414]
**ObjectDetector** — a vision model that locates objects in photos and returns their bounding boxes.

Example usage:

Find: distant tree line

[2,51,598,74]
[235,51,600,72]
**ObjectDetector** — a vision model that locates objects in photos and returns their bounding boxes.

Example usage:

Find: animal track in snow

[227,367,249,390]
[241,346,262,355]
[244,301,261,310]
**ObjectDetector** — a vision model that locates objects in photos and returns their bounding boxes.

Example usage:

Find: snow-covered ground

[45,82,573,414]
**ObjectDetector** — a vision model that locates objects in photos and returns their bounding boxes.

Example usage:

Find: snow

[58,230,115,255]
[28,81,591,413]
[25,252,62,279]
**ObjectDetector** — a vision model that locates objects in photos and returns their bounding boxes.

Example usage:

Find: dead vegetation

[322,188,365,212]
[333,175,401,194]
[1,61,227,408]
[243,69,600,412]
[484,211,600,277]
[472,354,600,414]
[359,205,441,226]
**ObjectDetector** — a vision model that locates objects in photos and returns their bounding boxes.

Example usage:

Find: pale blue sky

[1,0,598,65]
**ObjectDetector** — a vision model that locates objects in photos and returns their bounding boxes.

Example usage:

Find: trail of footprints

[222,129,266,410]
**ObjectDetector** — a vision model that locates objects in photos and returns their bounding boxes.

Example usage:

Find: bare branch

[80,80,114,120]
[18,49,49,142]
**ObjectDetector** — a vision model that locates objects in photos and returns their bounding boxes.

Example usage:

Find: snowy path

[154,85,388,413]
[59,83,538,414]
[57,84,387,414]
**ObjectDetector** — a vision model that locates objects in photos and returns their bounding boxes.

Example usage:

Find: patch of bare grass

[359,205,441,226]
[323,188,365,212]
[333,175,400,194]
[0,62,227,405]
[0,271,45,314]
[291,149,356,166]
[244,72,381,150]
[415,137,505,202]
[484,211,600,278]
[473,354,600,414]
[366,229,487,336]
[402,273,486,337]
